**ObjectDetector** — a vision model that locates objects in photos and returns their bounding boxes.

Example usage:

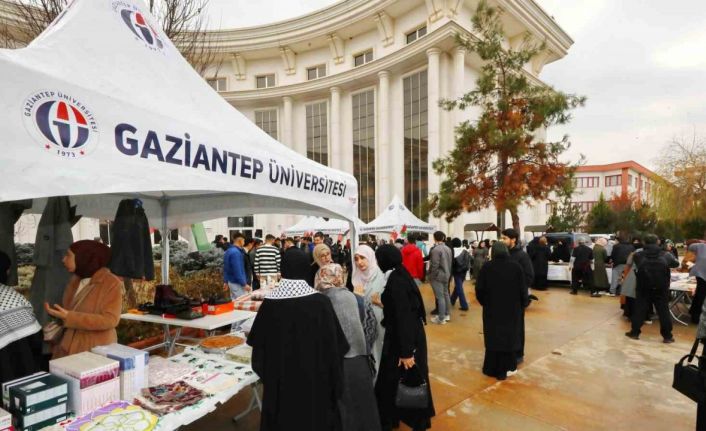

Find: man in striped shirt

[254,234,281,288]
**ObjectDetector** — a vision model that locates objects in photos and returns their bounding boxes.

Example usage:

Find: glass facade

[255,109,278,139]
[403,70,428,219]
[306,101,329,165]
[352,90,376,222]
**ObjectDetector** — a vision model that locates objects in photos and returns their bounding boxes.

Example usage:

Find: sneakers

[606,292,616,297]
[506,369,518,377]
[590,292,601,298]
[625,332,639,340]
[444,315,451,322]
[663,337,676,344]
[430,316,447,325]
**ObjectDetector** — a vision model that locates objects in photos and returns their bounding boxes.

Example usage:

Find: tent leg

[160,197,169,285]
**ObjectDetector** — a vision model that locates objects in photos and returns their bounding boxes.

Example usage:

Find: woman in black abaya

[374,245,435,431]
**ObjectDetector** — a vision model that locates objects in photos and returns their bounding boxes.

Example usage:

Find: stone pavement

[184,282,697,430]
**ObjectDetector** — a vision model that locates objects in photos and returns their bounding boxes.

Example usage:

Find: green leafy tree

[430,0,585,230]
[585,193,616,233]
[546,177,584,232]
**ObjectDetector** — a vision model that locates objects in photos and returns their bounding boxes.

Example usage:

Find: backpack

[635,252,670,291]
[453,249,470,274]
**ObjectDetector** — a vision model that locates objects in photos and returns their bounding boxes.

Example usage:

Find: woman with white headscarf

[592,238,610,294]
[352,245,386,377]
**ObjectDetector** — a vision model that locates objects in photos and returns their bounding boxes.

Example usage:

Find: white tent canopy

[0,0,358,281]
[359,195,435,234]
[284,216,354,237]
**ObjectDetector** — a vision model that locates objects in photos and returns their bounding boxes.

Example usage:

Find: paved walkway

[185,282,696,430]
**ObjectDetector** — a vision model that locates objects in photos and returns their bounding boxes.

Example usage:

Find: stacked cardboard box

[49,352,120,416]
[91,344,149,400]
[1,373,70,431]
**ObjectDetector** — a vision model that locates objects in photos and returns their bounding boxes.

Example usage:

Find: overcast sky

[206,0,706,170]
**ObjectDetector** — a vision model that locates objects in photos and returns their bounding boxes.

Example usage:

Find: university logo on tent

[113,2,164,52]
[22,90,99,159]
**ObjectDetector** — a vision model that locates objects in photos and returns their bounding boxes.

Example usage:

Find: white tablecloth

[546,263,612,283]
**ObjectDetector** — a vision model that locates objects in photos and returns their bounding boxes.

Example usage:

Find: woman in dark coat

[374,245,435,431]
[529,236,551,290]
[476,242,529,380]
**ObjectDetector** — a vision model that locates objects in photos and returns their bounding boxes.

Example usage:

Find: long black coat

[109,199,154,280]
[510,246,534,288]
[375,269,435,430]
[475,256,529,351]
[528,245,551,277]
[248,292,348,431]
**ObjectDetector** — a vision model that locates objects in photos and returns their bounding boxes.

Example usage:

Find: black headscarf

[0,251,10,285]
[281,247,311,281]
[375,243,427,322]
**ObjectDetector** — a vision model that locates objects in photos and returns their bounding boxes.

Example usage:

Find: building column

[377,70,391,209]
[282,96,294,150]
[330,86,342,170]
[427,48,442,230]
[451,46,466,238]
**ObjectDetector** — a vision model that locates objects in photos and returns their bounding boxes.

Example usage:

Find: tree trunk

[496,210,506,231]
[510,207,520,232]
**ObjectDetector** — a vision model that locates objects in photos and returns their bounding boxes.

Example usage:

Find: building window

[575,176,599,188]
[228,216,255,241]
[306,101,328,165]
[255,109,278,140]
[403,70,428,219]
[354,50,374,67]
[307,64,327,80]
[574,202,596,213]
[605,175,622,187]
[352,90,376,223]
[545,203,555,214]
[256,74,275,89]
[628,174,634,187]
[406,25,427,44]
[207,77,226,92]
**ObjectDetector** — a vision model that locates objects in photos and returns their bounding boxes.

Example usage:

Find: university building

[10,0,593,244]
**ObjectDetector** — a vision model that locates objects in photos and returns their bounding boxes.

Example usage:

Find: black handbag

[673,338,706,403]
[395,365,429,409]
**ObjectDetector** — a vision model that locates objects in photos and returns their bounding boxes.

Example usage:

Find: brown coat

[53,268,123,359]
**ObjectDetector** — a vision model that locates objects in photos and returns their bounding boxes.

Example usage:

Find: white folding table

[121,310,256,356]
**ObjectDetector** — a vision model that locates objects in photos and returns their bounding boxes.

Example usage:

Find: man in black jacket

[571,238,594,296]
[625,234,679,343]
[608,232,634,296]
[500,228,532,363]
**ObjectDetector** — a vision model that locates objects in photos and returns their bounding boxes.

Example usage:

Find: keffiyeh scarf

[0,284,41,350]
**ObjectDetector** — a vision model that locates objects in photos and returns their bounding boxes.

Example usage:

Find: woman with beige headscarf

[592,238,610,295]
[309,243,333,287]
[315,263,381,431]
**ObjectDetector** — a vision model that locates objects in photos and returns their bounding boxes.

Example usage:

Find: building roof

[575,161,657,179]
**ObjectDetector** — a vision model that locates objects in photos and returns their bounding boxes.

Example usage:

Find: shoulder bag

[673,338,706,403]
[395,364,429,409]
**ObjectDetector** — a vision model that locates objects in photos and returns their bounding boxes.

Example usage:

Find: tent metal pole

[160,197,169,285]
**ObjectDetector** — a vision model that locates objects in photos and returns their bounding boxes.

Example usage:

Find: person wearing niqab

[247,247,349,431]
[475,242,529,380]
[374,245,435,431]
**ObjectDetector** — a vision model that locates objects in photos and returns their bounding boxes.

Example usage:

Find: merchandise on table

[225,345,252,364]
[65,402,157,431]
[198,335,244,353]
[231,295,262,312]
[2,373,48,410]
[202,300,234,315]
[0,408,10,430]
[8,374,67,415]
[180,370,238,395]
[145,358,192,388]
[134,381,205,416]
[49,353,121,416]
[91,344,149,400]
[170,348,255,381]
[12,403,67,431]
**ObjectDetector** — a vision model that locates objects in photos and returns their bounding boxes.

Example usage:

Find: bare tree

[654,130,706,220]
[0,0,223,75]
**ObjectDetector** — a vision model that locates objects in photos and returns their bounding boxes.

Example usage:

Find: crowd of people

[4,222,706,430]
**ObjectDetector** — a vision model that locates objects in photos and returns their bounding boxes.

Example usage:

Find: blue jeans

[228,282,246,300]
[451,273,469,310]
